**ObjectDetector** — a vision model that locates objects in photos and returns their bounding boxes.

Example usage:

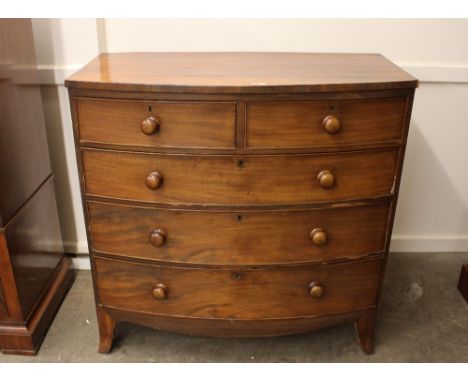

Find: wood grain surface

[77,98,237,149]
[65,52,418,93]
[2,178,64,320]
[104,306,371,338]
[246,98,407,148]
[82,148,399,206]
[95,256,382,319]
[65,52,417,353]
[0,19,74,355]
[88,201,390,265]
[0,276,7,318]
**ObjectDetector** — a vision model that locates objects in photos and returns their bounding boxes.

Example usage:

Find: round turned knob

[140,116,160,135]
[309,281,324,299]
[309,228,328,246]
[322,115,341,134]
[317,170,335,189]
[152,284,168,300]
[145,172,163,190]
[149,229,166,247]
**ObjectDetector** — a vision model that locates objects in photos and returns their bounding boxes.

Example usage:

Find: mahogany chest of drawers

[66,52,417,354]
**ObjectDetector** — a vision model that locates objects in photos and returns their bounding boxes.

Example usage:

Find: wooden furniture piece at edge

[65,52,418,355]
[0,19,75,355]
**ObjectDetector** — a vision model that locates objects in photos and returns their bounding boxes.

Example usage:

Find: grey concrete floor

[1,252,468,362]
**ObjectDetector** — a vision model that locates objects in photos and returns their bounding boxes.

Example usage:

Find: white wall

[32,19,468,258]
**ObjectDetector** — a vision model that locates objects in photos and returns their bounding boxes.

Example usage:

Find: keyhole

[235,273,242,280]
[237,215,242,221]
[238,159,245,167]
[148,105,152,112]
[329,105,335,113]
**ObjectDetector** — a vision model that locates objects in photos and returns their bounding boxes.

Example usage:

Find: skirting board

[70,256,91,270]
[389,235,468,253]
[64,240,89,255]
[68,236,468,270]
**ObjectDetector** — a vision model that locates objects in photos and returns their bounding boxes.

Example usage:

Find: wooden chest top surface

[65,52,418,93]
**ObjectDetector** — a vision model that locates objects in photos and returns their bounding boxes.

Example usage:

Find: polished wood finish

[0,19,75,355]
[0,280,7,318]
[308,281,325,299]
[144,171,163,191]
[151,283,168,301]
[316,169,335,189]
[247,98,407,148]
[105,306,371,338]
[458,264,468,303]
[96,305,116,354]
[0,20,51,226]
[65,52,418,94]
[83,149,398,206]
[355,308,377,354]
[95,256,381,319]
[149,229,167,248]
[76,98,236,149]
[322,115,341,134]
[309,228,328,246]
[66,52,416,354]
[88,201,389,265]
[140,116,160,135]
[0,257,74,355]
[3,179,64,319]
[0,179,75,355]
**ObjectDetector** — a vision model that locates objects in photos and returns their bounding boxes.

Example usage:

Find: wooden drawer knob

[309,281,324,299]
[317,170,335,189]
[145,172,163,190]
[322,115,341,134]
[141,116,160,135]
[309,228,328,246]
[152,283,168,300]
[149,229,166,247]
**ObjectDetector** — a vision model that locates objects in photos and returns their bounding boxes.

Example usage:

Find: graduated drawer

[76,98,237,149]
[88,201,389,265]
[246,98,407,148]
[82,149,398,205]
[95,256,382,319]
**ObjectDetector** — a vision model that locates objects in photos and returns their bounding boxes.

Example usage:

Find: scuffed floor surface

[1,253,467,362]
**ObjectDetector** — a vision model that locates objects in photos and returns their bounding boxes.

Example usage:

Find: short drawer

[246,98,407,148]
[82,149,398,205]
[95,256,382,319]
[76,98,237,149]
[88,202,389,265]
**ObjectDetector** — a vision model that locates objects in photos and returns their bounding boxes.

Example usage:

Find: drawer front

[246,98,407,148]
[76,98,237,149]
[95,257,382,319]
[88,202,389,265]
[83,149,398,205]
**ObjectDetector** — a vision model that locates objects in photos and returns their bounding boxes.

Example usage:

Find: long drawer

[246,98,407,148]
[82,149,398,205]
[95,256,382,319]
[76,98,237,149]
[88,201,389,265]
